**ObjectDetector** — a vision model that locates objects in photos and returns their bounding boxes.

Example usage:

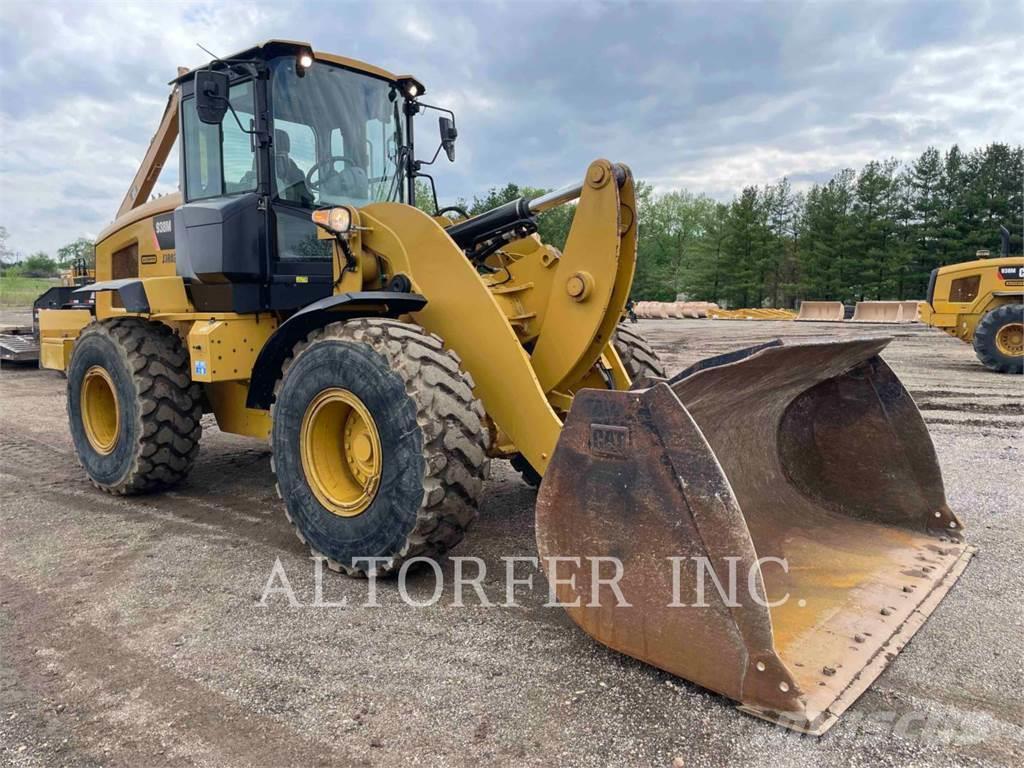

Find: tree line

[0,227,94,278]
[439,143,1022,306]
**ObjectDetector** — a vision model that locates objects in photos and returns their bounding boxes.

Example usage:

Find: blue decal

[195,360,207,376]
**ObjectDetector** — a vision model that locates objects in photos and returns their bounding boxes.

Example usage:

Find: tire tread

[70,319,202,494]
[972,303,1024,374]
[613,322,667,381]
[271,318,489,576]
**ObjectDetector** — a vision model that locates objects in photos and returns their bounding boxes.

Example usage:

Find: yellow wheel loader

[37,40,973,734]
[922,228,1024,373]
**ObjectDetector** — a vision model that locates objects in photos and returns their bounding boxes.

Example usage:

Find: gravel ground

[1,313,1022,767]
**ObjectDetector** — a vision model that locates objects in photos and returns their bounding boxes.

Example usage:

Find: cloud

[0,0,1020,255]
[402,14,434,43]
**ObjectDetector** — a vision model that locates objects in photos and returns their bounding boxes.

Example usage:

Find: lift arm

[359,159,636,473]
[115,70,187,218]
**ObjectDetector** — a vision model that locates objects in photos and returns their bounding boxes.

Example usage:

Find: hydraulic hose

[446,163,628,250]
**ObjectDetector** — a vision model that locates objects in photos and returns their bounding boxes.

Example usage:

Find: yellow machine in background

[923,228,1023,373]
[35,40,974,734]
[0,257,95,365]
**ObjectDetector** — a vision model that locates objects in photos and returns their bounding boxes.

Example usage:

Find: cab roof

[171,39,418,89]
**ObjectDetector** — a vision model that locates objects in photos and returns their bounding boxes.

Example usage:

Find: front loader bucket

[536,338,972,734]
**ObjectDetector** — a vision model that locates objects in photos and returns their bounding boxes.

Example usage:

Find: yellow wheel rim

[995,322,1023,357]
[81,365,120,455]
[300,388,382,517]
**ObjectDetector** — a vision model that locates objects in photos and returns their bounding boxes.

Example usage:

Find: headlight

[298,52,314,69]
[312,207,352,234]
[396,77,424,100]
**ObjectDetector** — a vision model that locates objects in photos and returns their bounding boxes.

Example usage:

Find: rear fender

[980,294,1024,315]
[73,276,189,315]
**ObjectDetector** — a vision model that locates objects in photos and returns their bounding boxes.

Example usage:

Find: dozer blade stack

[850,301,913,323]
[795,300,845,321]
[536,337,972,735]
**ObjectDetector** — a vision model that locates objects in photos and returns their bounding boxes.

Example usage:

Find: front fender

[245,290,427,410]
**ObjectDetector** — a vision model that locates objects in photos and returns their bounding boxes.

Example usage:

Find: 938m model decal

[153,212,175,251]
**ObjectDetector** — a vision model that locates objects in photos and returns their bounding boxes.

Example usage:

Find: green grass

[0,276,59,308]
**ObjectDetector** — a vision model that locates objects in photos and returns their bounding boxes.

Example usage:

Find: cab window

[273,119,316,205]
[269,56,404,209]
[183,81,257,200]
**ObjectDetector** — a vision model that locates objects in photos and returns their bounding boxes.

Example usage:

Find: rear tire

[67,319,202,494]
[973,304,1023,374]
[510,453,542,488]
[613,323,666,383]
[271,319,489,577]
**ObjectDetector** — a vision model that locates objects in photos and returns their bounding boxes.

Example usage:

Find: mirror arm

[400,99,457,205]
[198,59,267,138]
[415,171,441,215]
[200,57,264,78]
[415,101,456,122]
[200,92,261,139]
[408,102,456,169]
[224,101,258,136]
[416,141,445,168]
[411,104,455,168]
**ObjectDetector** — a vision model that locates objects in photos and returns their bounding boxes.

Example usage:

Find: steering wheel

[305,155,360,191]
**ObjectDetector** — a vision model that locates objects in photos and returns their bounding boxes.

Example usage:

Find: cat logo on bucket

[589,424,630,457]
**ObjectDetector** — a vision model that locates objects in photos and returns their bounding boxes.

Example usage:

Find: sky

[0,0,1021,256]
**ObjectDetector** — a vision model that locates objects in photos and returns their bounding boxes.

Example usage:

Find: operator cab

[172,40,448,313]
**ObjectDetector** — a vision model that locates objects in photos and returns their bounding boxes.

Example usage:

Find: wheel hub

[300,388,382,517]
[995,322,1023,357]
[81,365,120,455]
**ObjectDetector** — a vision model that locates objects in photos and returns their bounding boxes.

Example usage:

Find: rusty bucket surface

[535,338,972,734]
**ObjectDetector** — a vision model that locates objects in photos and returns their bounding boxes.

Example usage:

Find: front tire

[271,319,489,577]
[67,319,202,494]
[973,304,1023,374]
[613,323,666,383]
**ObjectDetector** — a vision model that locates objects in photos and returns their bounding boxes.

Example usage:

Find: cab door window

[183,81,257,200]
[272,119,316,205]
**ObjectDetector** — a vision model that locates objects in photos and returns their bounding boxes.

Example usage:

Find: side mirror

[439,116,458,162]
[195,69,230,125]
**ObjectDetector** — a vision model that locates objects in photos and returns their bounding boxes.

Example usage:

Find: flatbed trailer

[0,327,39,363]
